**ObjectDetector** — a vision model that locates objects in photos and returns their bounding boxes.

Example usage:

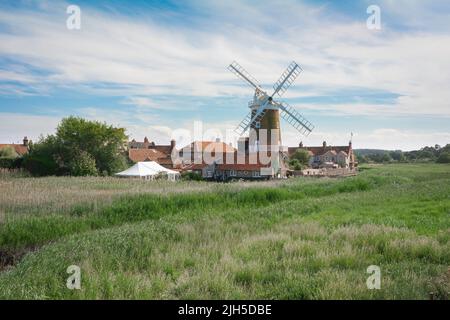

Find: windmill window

[255,121,261,129]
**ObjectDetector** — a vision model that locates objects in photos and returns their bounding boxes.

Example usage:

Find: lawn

[0,164,449,299]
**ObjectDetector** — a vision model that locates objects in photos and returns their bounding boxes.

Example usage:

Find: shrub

[289,159,303,170]
[181,171,203,181]
[67,150,98,176]
[436,152,450,164]
[0,146,18,159]
[290,149,310,166]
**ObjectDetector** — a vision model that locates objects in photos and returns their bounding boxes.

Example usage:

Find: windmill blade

[228,61,264,93]
[242,99,271,133]
[234,112,252,136]
[272,61,302,97]
[278,102,314,136]
[234,99,270,136]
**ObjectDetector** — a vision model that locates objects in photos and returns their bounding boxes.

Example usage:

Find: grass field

[0,164,449,299]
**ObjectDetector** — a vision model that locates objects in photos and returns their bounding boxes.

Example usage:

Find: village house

[0,136,30,156]
[127,136,355,180]
[128,137,177,169]
[178,139,236,164]
[181,137,284,180]
[288,140,357,169]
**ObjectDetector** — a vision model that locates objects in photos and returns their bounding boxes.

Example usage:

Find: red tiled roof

[152,145,172,154]
[0,144,28,156]
[129,149,168,163]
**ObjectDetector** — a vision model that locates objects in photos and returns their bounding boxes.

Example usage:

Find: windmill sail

[228,60,314,138]
[228,61,264,93]
[234,107,268,136]
[272,61,302,97]
[278,102,314,136]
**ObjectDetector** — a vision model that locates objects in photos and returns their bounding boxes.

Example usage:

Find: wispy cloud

[0,0,449,149]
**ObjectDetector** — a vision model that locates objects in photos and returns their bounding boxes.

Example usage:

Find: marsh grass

[0,164,449,299]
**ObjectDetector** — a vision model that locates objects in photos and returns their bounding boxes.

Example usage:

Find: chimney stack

[299,141,303,148]
[23,136,29,146]
[238,137,249,154]
[323,141,327,148]
[170,139,176,151]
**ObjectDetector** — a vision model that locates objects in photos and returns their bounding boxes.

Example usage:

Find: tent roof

[115,161,179,177]
[139,161,179,174]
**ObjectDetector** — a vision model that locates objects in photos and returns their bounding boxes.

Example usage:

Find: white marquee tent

[115,161,180,181]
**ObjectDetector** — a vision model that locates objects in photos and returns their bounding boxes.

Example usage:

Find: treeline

[355,144,450,164]
[0,116,130,176]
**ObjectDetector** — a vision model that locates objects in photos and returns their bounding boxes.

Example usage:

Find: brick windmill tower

[228,61,314,175]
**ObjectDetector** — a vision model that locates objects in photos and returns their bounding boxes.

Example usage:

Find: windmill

[228,61,314,151]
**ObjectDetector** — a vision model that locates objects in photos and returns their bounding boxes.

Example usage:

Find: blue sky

[0,0,449,150]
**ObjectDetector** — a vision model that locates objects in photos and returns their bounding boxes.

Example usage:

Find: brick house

[128,137,177,169]
[181,138,285,180]
[178,139,236,165]
[288,140,357,169]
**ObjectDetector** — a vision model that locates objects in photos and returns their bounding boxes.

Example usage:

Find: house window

[253,170,260,177]
[207,170,213,178]
[229,170,236,177]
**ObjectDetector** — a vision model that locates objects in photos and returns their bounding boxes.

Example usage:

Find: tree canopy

[0,146,18,159]
[289,149,310,170]
[23,116,128,176]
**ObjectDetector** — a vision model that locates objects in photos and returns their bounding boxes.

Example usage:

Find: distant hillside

[354,144,450,164]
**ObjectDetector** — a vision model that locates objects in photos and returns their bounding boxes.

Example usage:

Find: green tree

[389,150,405,162]
[436,152,450,163]
[290,149,310,167]
[56,117,128,175]
[23,117,128,176]
[381,153,392,163]
[0,146,18,159]
[356,154,368,164]
[22,135,60,176]
[288,159,303,170]
[67,150,98,176]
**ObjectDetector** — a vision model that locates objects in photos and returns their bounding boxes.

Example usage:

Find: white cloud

[0,113,60,143]
[0,1,449,149]
[0,1,449,117]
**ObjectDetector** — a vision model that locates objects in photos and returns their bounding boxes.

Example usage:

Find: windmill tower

[228,61,314,175]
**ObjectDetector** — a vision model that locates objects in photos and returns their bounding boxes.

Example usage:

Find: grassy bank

[0,164,449,299]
